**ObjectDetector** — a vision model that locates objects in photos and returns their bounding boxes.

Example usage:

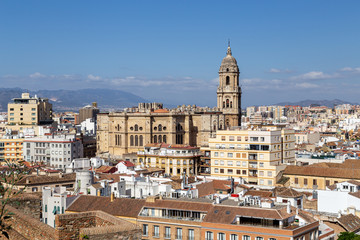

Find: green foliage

[0,160,28,239]
[338,232,360,240]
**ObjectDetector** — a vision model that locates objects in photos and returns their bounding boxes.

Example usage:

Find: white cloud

[268,68,292,73]
[87,74,102,81]
[340,67,360,73]
[29,72,46,79]
[291,71,338,80]
[295,82,319,88]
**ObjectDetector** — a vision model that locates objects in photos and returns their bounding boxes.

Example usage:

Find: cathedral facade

[96,45,242,157]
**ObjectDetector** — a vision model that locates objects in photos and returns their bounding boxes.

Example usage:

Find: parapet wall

[56,211,140,240]
[6,205,56,240]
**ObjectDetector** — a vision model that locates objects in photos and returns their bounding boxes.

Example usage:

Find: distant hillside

[275,99,358,107]
[0,88,147,111]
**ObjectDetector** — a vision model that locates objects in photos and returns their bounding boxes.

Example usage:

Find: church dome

[219,46,239,72]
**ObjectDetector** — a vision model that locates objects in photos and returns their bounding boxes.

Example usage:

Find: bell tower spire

[217,43,242,127]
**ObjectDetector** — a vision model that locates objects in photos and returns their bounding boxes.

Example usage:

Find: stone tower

[217,43,242,127]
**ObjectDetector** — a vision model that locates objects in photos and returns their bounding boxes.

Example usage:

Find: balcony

[248,154,257,160]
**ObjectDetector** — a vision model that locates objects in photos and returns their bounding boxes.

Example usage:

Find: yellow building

[283,159,360,190]
[137,143,201,176]
[7,93,52,132]
[206,125,295,186]
[0,138,23,164]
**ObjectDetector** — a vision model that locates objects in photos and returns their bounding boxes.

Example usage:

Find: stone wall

[8,195,42,219]
[6,205,56,240]
[56,211,140,240]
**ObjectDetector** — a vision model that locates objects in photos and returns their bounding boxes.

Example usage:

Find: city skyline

[1,1,360,107]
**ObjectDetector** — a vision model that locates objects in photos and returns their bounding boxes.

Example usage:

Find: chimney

[110,192,115,202]
[287,202,291,214]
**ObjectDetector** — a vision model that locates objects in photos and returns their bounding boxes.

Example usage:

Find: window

[236,161,240,166]
[313,179,317,186]
[220,152,224,157]
[229,136,234,141]
[214,168,219,173]
[228,169,233,174]
[153,225,159,237]
[231,234,238,240]
[45,205,47,212]
[142,224,148,236]
[220,169,224,173]
[295,178,299,184]
[256,237,263,240]
[206,231,214,240]
[259,162,264,167]
[304,178,308,185]
[188,229,195,240]
[243,236,250,240]
[236,170,241,175]
[268,180,272,185]
[221,136,226,141]
[220,160,224,165]
[165,227,171,239]
[176,228,182,240]
[228,161,233,166]
[214,160,219,165]
[237,136,241,141]
[214,152,219,157]
[267,171,272,177]
[218,233,226,240]
[228,153,233,157]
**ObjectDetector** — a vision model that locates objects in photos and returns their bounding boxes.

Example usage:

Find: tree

[0,160,28,238]
[338,232,360,240]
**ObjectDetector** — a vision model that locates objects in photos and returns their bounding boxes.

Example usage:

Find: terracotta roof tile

[66,195,145,218]
[337,214,360,232]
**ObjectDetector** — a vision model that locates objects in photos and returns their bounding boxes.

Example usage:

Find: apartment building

[7,93,52,132]
[0,137,23,164]
[207,126,295,186]
[137,143,201,176]
[23,134,83,169]
[66,196,320,240]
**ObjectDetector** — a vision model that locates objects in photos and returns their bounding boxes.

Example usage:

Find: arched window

[230,101,233,108]
[163,135,166,143]
[219,125,222,130]
[213,125,216,131]
[158,135,162,143]
[139,135,143,146]
[154,135,157,143]
[134,124,138,131]
[180,135,183,144]
[130,135,134,146]
[158,124,162,131]
[117,124,120,130]
[226,99,230,108]
[223,102,225,108]
[135,135,138,146]
[226,76,230,85]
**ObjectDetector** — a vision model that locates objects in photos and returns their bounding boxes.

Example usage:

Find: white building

[115,160,135,174]
[42,186,78,228]
[23,134,83,169]
[318,180,360,215]
[80,118,96,135]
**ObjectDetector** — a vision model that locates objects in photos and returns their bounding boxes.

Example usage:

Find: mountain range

[275,99,358,107]
[0,88,147,111]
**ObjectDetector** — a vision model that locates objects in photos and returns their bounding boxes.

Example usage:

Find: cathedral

[96,44,242,157]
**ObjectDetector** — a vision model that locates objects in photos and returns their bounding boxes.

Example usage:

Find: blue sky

[1,1,360,107]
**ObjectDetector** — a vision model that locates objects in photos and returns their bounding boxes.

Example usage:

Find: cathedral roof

[219,45,239,72]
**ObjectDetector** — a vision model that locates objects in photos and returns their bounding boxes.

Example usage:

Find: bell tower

[217,42,242,126]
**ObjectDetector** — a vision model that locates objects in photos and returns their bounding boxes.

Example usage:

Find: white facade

[23,134,83,170]
[80,118,96,135]
[318,181,360,214]
[42,186,77,228]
